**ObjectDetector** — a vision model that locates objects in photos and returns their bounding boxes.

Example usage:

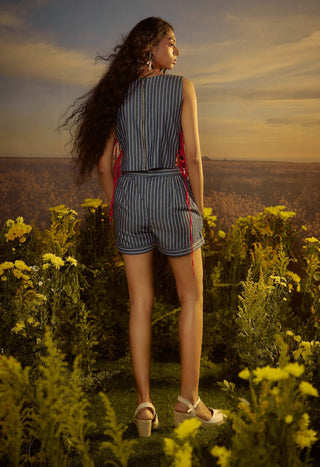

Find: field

[0,157,320,237]
[1,156,320,465]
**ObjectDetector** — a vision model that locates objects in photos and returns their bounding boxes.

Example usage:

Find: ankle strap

[177,395,201,414]
[134,402,156,418]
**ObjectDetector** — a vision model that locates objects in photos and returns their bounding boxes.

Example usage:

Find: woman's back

[116,74,183,171]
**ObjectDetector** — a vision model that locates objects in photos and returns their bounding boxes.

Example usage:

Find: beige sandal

[134,402,159,438]
[174,395,226,428]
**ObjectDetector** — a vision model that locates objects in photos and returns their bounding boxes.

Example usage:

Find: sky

[0,0,320,162]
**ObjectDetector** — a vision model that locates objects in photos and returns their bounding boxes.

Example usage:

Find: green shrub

[212,338,318,466]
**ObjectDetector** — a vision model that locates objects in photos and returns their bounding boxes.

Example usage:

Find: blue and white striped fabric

[113,74,204,256]
[116,75,183,171]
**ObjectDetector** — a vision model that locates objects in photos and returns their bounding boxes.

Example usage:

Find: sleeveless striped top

[116,74,183,171]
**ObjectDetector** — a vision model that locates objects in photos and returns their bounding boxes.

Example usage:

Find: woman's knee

[129,290,154,314]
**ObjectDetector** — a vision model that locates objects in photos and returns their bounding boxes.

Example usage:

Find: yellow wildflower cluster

[164,418,202,467]
[5,217,32,243]
[49,205,77,217]
[81,198,107,213]
[270,272,301,292]
[299,381,319,398]
[304,237,319,244]
[295,413,318,449]
[286,271,301,292]
[66,256,78,267]
[286,330,320,364]
[239,363,306,383]
[12,315,40,336]
[203,207,217,229]
[264,205,296,220]
[42,253,65,270]
[0,260,32,285]
[211,446,231,467]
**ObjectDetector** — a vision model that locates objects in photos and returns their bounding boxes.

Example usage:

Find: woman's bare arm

[97,131,116,202]
[181,78,204,215]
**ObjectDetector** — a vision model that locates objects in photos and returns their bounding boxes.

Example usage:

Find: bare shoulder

[183,78,196,99]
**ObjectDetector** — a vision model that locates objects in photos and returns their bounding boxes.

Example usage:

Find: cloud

[189,30,320,86]
[266,116,320,128]
[0,10,27,29]
[0,36,104,86]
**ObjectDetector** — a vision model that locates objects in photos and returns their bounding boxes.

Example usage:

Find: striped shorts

[112,168,204,256]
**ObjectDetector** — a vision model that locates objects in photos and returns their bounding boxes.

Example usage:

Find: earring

[146,53,153,71]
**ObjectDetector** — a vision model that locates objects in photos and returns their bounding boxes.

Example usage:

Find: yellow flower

[296,429,318,449]
[218,230,226,239]
[264,206,286,216]
[0,261,14,271]
[43,263,49,270]
[5,219,15,227]
[1,276,7,281]
[12,321,25,333]
[5,220,32,242]
[285,415,293,424]
[211,446,231,467]
[35,293,47,302]
[42,253,65,269]
[81,198,103,209]
[66,256,78,266]
[203,207,213,217]
[14,260,31,271]
[174,418,202,441]
[253,366,289,384]
[203,207,217,229]
[238,368,251,380]
[13,269,23,279]
[163,438,176,456]
[174,444,193,467]
[304,237,319,244]
[299,381,319,397]
[283,363,304,378]
[279,211,296,220]
[286,330,294,336]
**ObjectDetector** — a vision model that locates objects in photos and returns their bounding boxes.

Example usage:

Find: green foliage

[0,329,94,466]
[99,392,137,466]
[0,355,32,466]
[151,299,179,360]
[1,200,320,464]
[30,330,94,466]
[212,337,318,467]
[300,237,320,339]
[235,270,283,368]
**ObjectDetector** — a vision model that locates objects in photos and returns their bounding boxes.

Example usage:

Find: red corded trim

[176,130,194,277]
[109,140,123,224]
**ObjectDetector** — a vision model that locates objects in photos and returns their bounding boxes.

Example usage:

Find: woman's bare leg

[168,248,212,419]
[123,251,155,420]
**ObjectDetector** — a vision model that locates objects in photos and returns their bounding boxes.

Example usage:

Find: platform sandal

[174,395,226,428]
[134,402,159,438]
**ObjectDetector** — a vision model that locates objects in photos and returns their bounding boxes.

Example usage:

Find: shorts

[112,168,204,256]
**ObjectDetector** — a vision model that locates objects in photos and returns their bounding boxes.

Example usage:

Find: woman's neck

[139,67,164,79]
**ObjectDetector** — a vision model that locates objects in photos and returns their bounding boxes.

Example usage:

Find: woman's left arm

[97,131,116,202]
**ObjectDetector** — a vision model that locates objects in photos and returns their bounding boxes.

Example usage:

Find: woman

[64,17,225,437]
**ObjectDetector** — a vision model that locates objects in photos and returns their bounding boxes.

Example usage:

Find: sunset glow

[0,0,319,162]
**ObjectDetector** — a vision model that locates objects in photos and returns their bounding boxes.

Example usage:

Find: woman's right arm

[181,78,204,215]
[97,131,116,202]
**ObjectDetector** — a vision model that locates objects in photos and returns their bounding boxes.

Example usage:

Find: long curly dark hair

[61,17,173,183]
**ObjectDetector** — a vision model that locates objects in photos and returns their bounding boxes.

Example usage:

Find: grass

[75,360,239,466]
